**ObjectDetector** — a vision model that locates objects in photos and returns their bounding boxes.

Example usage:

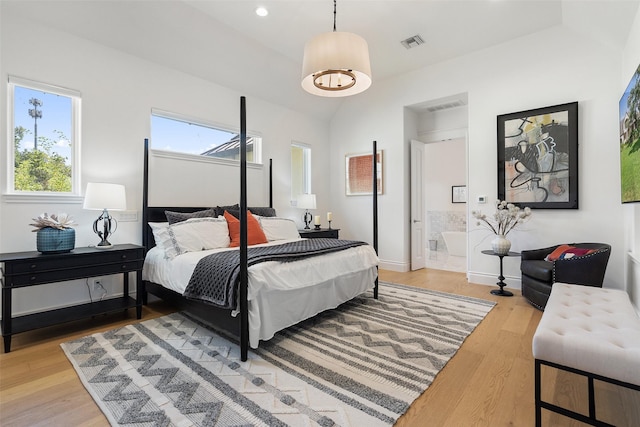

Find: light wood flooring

[1,268,638,426]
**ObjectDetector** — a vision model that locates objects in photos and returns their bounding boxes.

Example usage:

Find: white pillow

[148,222,171,250]
[258,217,301,241]
[165,217,230,259]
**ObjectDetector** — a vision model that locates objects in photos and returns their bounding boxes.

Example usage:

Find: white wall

[0,12,331,315]
[424,140,466,214]
[331,24,626,290]
[418,105,468,140]
[622,6,640,308]
[419,106,468,215]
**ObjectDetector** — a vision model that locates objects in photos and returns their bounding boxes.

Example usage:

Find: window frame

[6,76,82,202]
[151,109,263,165]
[291,141,312,202]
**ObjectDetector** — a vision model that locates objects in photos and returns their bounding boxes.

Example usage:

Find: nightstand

[0,244,144,352]
[299,228,340,239]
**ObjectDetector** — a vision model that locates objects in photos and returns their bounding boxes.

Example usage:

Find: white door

[410,140,425,270]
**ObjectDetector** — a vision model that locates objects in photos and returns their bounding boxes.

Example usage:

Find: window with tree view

[151,111,262,164]
[9,77,80,194]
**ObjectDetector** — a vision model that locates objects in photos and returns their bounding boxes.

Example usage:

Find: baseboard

[379,259,410,272]
[467,271,521,290]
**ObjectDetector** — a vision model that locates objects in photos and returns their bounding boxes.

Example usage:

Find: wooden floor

[1,268,638,426]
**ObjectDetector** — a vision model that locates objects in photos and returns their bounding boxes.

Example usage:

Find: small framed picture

[452,185,466,203]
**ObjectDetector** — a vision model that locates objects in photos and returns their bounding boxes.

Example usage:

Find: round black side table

[481,250,521,296]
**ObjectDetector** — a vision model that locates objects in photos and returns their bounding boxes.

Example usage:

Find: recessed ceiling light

[255,7,268,17]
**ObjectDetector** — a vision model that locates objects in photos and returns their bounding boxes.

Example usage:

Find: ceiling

[4,0,639,120]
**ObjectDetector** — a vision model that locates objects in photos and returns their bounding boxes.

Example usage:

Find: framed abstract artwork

[620,65,640,203]
[497,102,578,209]
[345,150,383,196]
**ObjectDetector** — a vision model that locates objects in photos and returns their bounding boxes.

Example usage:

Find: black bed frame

[142,96,379,361]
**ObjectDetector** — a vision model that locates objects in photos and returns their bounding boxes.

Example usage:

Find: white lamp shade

[297,193,317,210]
[301,31,372,97]
[83,182,127,211]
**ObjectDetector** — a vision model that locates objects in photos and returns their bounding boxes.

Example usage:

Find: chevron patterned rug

[61,282,495,426]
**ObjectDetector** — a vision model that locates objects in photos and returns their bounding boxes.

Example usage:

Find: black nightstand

[299,228,340,239]
[0,244,144,352]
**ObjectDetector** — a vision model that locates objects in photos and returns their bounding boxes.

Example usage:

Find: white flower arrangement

[471,200,532,236]
[29,213,76,231]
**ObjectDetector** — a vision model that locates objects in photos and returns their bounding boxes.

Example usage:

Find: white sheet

[142,239,379,347]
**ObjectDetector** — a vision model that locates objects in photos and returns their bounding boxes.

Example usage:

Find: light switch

[117,210,138,222]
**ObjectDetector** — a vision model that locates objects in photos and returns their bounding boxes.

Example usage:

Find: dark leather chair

[520,243,611,310]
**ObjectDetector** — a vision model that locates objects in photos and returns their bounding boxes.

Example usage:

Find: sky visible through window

[15,86,243,161]
[14,86,71,163]
[151,115,238,155]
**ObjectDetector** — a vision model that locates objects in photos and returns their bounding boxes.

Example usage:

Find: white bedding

[142,239,379,348]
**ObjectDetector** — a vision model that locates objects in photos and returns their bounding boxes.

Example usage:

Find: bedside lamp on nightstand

[83,182,127,248]
[297,193,316,229]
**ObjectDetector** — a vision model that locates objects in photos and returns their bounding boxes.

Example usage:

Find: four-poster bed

[141,97,379,361]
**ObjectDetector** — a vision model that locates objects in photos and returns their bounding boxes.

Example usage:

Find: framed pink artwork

[345,150,383,196]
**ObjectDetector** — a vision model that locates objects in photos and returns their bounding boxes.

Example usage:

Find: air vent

[400,34,425,49]
[425,100,466,113]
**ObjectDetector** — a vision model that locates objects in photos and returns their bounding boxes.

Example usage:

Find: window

[8,76,81,195]
[291,142,311,201]
[151,110,262,164]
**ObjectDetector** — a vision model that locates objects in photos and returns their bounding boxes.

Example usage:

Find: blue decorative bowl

[36,228,75,254]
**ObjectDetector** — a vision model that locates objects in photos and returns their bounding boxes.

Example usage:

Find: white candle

[314,215,321,225]
[327,212,333,221]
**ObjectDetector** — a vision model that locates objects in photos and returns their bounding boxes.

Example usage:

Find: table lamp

[297,193,316,229]
[83,182,126,248]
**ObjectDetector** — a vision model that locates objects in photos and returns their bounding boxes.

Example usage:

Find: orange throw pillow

[545,244,575,261]
[224,210,268,247]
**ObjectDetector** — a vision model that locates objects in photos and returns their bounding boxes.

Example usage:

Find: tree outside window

[10,77,80,194]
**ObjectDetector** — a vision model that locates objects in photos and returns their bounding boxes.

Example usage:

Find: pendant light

[301,0,372,97]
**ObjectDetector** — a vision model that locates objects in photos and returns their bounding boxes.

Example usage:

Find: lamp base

[303,210,312,229]
[94,242,113,249]
[92,210,117,250]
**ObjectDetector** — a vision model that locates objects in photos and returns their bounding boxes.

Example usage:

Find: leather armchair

[520,243,611,310]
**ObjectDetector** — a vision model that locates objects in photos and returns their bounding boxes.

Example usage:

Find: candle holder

[314,224,321,230]
[328,220,332,229]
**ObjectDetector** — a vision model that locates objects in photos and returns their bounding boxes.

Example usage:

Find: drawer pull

[31,264,37,269]
[121,264,127,269]
[30,276,37,281]
[121,254,128,260]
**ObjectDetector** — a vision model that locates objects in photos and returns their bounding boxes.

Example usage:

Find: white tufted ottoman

[532,283,640,426]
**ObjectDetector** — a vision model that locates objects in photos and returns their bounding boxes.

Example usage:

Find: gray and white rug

[61,282,495,426]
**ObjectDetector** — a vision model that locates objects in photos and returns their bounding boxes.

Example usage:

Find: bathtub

[442,231,466,257]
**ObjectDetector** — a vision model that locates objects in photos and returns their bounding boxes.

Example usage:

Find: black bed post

[373,140,379,299]
[239,97,249,362]
[269,158,273,208]
[141,138,150,305]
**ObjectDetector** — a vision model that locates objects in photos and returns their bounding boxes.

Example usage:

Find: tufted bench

[532,283,640,426]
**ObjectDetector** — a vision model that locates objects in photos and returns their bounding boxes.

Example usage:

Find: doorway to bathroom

[423,137,467,273]
[408,94,468,273]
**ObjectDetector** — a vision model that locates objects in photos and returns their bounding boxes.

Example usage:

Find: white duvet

[142,239,379,348]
